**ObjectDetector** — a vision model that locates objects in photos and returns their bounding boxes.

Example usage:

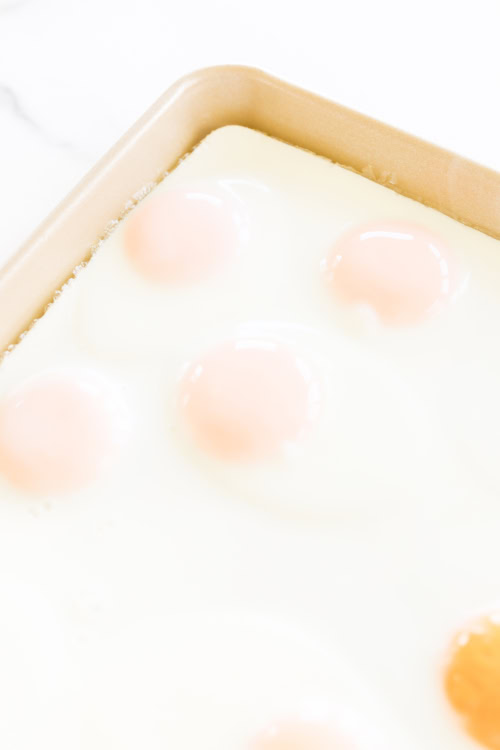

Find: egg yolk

[445,614,500,749]
[0,372,125,494]
[324,221,457,325]
[124,182,243,283]
[250,719,354,749]
[179,339,319,461]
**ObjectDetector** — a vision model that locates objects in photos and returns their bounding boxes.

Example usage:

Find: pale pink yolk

[179,339,318,461]
[124,183,243,283]
[325,221,457,325]
[250,719,355,750]
[0,373,123,494]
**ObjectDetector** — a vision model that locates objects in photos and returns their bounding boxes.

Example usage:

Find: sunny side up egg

[0,125,499,750]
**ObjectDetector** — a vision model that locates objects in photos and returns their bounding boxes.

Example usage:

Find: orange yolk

[0,372,124,494]
[124,182,243,283]
[445,614,500,749]
[325,221,458,325]
[250,719,354,750]
[179,339,319,461]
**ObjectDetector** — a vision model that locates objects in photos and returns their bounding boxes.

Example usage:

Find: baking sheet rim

[1,64,499,353]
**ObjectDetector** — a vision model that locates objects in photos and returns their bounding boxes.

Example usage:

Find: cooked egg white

[0,126,499,749]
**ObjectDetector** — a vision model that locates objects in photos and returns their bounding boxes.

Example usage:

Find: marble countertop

[1,0,499,265]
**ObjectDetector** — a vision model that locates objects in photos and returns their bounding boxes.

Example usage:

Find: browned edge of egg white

[0,64,499,355]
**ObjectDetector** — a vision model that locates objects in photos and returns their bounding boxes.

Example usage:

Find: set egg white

[81,611,396,750]
[0,581,73,748]
[433,355,500,498]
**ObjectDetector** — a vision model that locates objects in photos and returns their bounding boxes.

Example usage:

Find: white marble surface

[0,0,499,265]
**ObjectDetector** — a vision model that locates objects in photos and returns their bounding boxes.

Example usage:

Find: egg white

[80,611,396,750]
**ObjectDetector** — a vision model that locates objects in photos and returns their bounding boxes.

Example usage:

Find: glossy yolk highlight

[179,339,319,461]
[124,183,243,283]
[250,719,354,750]
[325,221,457,325]
[445,615,500,749]
[0,373,121,493]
